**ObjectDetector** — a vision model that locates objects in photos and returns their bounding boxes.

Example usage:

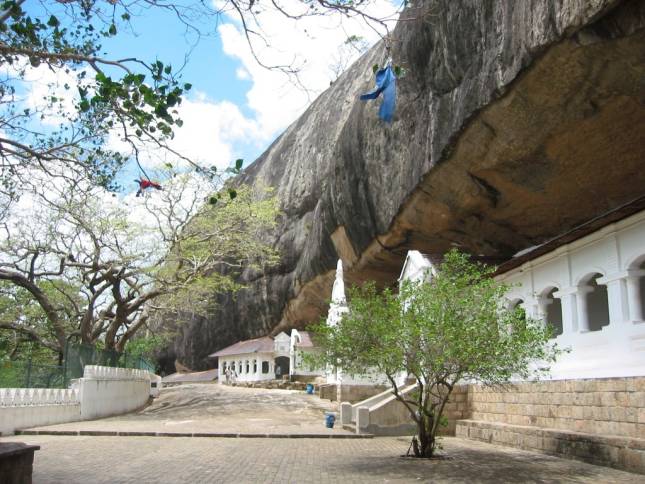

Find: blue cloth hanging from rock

[360,65,397,123]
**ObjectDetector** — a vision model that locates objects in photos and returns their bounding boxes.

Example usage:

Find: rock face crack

[162,0,645,371]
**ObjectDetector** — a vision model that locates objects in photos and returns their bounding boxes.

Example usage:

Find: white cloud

[0,60,90,127]
[217,0,400,139]
[107,92,264,170]
[236,67,251,80]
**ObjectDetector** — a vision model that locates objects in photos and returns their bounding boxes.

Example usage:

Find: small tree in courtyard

[310,249,562,458]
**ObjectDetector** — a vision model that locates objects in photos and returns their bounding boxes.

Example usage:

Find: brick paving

[1,435,641,483]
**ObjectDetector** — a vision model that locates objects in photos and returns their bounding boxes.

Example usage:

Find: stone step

[342,423,356,433]
[455,419,645,475]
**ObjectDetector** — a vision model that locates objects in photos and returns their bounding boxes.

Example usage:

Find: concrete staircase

[340,384,418,436]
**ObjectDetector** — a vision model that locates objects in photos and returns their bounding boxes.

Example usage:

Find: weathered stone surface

[164,0,645,371]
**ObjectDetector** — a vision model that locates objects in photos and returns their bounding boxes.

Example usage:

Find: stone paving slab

[1,435,641,483]
[21,383,352,436]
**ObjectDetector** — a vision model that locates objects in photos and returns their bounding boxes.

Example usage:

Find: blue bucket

[325,413,336,428]
[306,383,314,394]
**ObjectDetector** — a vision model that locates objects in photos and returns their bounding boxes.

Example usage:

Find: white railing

[83,365,151,380]
[0,388,79,407]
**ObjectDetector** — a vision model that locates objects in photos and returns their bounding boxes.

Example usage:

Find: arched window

[245,360,250,373]
[580,273,609,332]
[510,299,526,323]
[239,360,243,373]
[253,360,257,373]
[540,288,563,338]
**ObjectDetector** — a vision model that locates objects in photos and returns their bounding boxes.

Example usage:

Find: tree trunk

[413,415,435,458]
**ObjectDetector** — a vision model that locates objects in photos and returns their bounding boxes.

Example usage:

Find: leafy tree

[0,167,280,359]
[309,249,562,458]
[0,279,86,364]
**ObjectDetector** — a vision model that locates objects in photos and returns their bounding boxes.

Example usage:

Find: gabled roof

[208,336,274,358]
[294,331,315,348]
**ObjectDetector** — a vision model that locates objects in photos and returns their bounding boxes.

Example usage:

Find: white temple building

[398,208,645,380]
[210,330,321,383]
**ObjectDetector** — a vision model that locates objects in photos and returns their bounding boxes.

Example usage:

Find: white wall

[0,365,156,435]
[218,352,275,383]
[499,210,645,379]
[79,366,151,420]
[0,388,80,435]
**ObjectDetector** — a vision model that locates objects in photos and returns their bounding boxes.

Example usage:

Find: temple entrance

[274,356,290,379]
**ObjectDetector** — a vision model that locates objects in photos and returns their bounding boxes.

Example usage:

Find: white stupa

[326,259,348,328]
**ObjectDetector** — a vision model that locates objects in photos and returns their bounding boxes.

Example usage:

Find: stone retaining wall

[460,377,645,474]
[468,377,644,439]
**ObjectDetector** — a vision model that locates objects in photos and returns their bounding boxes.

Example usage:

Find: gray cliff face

[164,0,645,371]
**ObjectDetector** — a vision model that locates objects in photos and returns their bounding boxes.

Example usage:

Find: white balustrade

[83,365,151,381]
[0,387,80,407]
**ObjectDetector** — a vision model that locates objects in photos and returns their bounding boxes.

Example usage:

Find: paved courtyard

[22,383,349,435]
[2,434,641,483]
[5,384,643,482]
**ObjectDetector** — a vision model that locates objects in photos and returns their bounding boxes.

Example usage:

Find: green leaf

[209,196,218,205]
[235,159,243,171]
[108,24,117,36]
[47,15,59,27]
[372,64,379,74]
[228,189,237,200]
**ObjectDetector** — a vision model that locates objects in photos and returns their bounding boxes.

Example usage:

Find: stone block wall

[458,376,645,475]
[467,377,645,439]
[440,385,470,435]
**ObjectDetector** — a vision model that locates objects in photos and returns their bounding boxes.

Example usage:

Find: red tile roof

[208,336,275,358]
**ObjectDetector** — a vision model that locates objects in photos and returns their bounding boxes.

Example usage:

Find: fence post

[63,340,69,387]
[26,359,32,388]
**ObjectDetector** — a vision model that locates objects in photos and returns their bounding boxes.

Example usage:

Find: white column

[522,297,541,326]
[597,273,630,325]
[625,270,645,322]
[576,286,593,332]
[553,288,577,335]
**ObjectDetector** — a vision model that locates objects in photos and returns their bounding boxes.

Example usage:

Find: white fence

[82,365,151,380]
[0,388,79,406]
[0,365,159,435]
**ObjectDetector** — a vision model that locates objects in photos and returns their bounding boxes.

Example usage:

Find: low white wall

[0,366,155,435]
[0,388,80,435]
[79,365,151,420]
